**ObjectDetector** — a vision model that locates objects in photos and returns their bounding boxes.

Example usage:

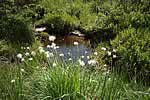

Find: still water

[46,35,92,62]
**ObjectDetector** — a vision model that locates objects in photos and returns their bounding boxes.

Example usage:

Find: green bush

[39,13,79,35]
[111,28,150,82]
[0,40,15,58]
[0,16,34,45]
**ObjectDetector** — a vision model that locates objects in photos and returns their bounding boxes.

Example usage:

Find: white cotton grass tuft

[107,51,111,56]
[46,54,50,58]
[49,35,56,41]
[94,52,98,56]
[21,46,24,49]
[11,79,15,83]
[53,63,57,67]
[21,58,25,62]
[26,47,30,50]
[68,52,71,55]
[59,53,64,57]
[51,42,56,48]
[78,59,85,66]
[28,58,33,61]
[42,67,47,70]
[73,41,79,46]
[88,59,97,66]
[38,46,44,54]
[45,51,50,58]
[113,49,116,52]
[104,64,107,67]
[85,51,88,54]
[21,68,25,72]
[31,51,36,56]
[25,52,30,56]
[81,56,84,59]
[68,58,72,61]
[38,46,43,50]
[47,45,51,48]
[17,53,23,59]
[45,51,50,55]
[49,53,54,57]
[101,47,106,51]
[54,46,60,49]
[113,55,117,58]
[35,27,46,32]
[87,56,90,59]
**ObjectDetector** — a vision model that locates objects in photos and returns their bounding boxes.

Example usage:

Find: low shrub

[111,28,150,83]
[39,13,79,35]
[0,16,34,45]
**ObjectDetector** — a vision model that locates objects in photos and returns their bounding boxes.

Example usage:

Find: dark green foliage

[111,28,150,83]
[38,13,79,35]
[0,0,150,86]
[0,16,34,45]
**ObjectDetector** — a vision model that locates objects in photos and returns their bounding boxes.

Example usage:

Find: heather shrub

[111,28,150,82]
[0,16,34,45]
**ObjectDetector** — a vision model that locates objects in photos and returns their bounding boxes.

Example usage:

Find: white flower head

[25,52,30,56]
[35,27,46,32]
[11,79,15,83]
[94,52,98,56]
[45,51,50,55]
[73,41,79,46]
[107,51,111,56]
[39,49,45,54]
[87,56,90,59]
[108,78,111,81]
[51,42,56,48]
[53,63,57,67]
[47,45,51,48]
[113,49,116,52]
[42,67,46,70]
[101,47,106,51]
[21,46,24,49]
[38,46,43,50]
[46,54,50,58]
[31,51,36,56]
[49,35,56,41]
[104,64,107,67]
[78,59,85,66]
[54,46,59,49]
[68,52,71,55]
[21,68,25,72]
[28,58,33,61]
[36,66,39,69]
[113,55,117,58]
[21,58,25,62]
[17,53,22,59]
[59,53,64,57]
[81,56,84,59]
[88,59,97,66]
[45,51,50,58]
[68,58,72,61]
[26,47,30,50]
[48,53,54,57]
[85,51,88,54]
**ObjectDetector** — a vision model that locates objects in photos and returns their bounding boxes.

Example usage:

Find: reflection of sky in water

[46,44,92,63]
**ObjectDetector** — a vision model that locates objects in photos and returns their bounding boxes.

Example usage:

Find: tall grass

[0,42,149,99]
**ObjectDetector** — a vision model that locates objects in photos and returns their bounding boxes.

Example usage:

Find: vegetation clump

[0,0,150,99]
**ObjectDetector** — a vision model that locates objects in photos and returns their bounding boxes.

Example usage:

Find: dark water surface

[46,35,92,62]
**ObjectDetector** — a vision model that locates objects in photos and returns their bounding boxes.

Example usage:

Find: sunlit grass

[0,41,149,99]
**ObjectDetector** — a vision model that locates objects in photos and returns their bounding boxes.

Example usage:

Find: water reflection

[46,35,92,62]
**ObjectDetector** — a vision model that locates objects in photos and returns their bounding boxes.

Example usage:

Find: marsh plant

[0,41,149,100]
